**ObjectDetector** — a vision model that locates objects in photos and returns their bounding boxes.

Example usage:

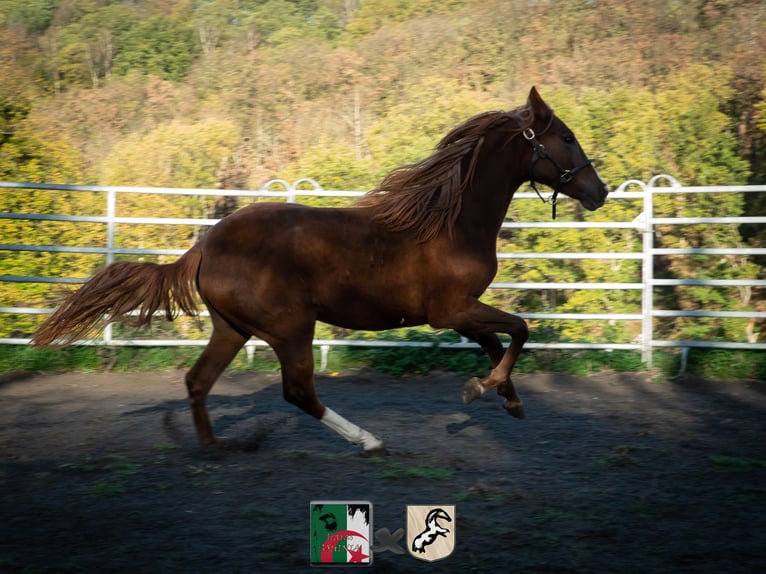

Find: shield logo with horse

[407,505,456,562]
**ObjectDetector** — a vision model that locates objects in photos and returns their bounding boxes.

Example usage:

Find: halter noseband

[523,127,593,220]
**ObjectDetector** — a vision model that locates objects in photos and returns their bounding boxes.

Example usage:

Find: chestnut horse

[32,87,608,451]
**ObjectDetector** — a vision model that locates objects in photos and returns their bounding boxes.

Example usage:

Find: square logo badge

[406,505,456,562]
[310,501,372,566]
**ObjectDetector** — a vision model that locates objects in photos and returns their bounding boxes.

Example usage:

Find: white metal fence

[1,177,765,367]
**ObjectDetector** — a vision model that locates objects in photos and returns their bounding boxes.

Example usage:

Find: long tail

[32,244,202,347]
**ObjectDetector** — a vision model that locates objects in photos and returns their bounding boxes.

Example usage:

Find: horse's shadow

[123,382,291,451]
[122,373,491,454]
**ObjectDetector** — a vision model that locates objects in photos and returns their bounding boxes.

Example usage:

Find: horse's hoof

[504,401,525,419]
[462,377,484,404]
[362,445,389,457]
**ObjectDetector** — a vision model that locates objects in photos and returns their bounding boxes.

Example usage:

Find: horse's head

[522,87,609,215]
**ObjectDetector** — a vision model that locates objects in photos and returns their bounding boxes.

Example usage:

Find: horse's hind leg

[185,324,247,444]
[274,336,384,452]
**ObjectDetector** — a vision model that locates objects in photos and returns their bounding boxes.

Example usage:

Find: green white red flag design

[310,501,372,565]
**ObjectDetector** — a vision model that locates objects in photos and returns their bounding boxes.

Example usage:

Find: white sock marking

[321,407,384,451]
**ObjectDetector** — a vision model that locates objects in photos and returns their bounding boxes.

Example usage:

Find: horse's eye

[563,134,576,144]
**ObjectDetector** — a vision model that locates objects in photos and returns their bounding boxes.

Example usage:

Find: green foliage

[0,0,55,32]
[511,349,646,377]
[246,0,308,45]
[685,349,766,380]
[350,345,488,377]
[0,343,760,381]
[0,121,85,182]
[0,0,764,377]
[0,344,279,372]
[345,0,411,37]
[655,65,750,185]
[282,136,376,190]
[0,345,103,371]
[100,117,241,188]
[2,0,761,190]
[113,15,199,81]
[365,76,500,177]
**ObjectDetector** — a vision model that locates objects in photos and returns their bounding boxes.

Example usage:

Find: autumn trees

[1,0,763,188]
[0,0,764,356]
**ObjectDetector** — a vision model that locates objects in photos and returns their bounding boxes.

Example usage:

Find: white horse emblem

[407,505,456,562]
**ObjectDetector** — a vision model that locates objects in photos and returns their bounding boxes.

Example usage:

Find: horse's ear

[527,86,551,120]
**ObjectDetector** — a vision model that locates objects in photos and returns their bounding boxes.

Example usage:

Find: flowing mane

[359,105,534,242]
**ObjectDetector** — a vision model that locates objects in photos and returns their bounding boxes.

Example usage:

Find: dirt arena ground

[0,369,764,573]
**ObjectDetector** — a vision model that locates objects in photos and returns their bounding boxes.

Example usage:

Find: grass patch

[340,335,486,376]
[60,454,142,475]
[59,459,98,473]
[102,461,143,476]
[339,344,648,378]
[0,344,278,372]
[186,463,220,476]
[152,442,181,451]
[0,345,103,372]
[58,455,144,497]
[708,455,766,470]
[1,336,762,380]
[87,479,127,497]
[686,349,766,380]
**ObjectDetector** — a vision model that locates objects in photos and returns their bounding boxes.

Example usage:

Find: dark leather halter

[523,127,593,219]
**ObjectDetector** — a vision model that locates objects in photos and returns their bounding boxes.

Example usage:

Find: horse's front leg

[434,300,528,417]
[456,329,525,417]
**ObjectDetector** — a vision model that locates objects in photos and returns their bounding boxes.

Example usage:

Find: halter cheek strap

[523,128,593,220]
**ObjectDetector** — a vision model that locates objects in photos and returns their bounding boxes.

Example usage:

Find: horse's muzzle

[582,184,609,211]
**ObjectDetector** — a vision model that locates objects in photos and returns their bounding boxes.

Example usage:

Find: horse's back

[201,202,389,263]
[196,202,431,331]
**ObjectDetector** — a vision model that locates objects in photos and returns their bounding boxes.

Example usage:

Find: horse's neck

[455,157,525,251]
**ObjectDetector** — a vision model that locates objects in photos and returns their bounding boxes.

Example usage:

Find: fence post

[641,183,654,367]
[103,188,116,345]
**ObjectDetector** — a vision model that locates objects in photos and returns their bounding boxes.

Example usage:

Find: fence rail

[2,176,765,368]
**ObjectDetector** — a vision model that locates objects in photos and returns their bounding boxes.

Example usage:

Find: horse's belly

[316,293,426,332]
